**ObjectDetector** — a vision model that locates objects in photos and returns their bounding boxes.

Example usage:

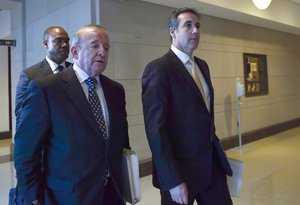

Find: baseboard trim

[0,131,12,140]
[3,118,300,175]
[220,118,300,150]
[139,118,300,177]
[0,155,11,164]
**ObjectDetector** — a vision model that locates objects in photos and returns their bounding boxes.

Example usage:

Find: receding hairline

[72,24,108,47]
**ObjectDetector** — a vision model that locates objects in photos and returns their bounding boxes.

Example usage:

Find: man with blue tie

[15,26,71,128]
[14,24,130,205]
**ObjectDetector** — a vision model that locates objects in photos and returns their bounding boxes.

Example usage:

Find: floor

[1,127,300,205]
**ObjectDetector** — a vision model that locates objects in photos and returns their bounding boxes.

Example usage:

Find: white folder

[122,149,141,204]
[227,158,244,197]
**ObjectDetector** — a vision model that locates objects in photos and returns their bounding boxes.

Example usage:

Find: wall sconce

[252,0,272,9]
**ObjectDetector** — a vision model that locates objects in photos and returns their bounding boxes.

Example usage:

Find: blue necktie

[85,77,108,140]
[56,65,64,72]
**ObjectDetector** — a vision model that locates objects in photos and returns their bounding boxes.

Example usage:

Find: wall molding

[0,131,11,140]
[2,118,300,175]
[138,118,300,177]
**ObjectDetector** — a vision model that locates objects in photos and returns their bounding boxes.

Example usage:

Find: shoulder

[24,59,47,71]
[65,61,72,68]
[100,75,124,91]
[147,50,174,67]
[143,51,173,76]
[194,56,209,67]
[23,59,51,78]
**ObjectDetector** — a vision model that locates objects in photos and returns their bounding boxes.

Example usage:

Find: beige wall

[101,0,300,160]
[9,0,300,161]
[0,46,9,132]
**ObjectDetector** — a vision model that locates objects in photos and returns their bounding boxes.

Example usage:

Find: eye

[104,44,110,51]
[90,43,99,49]
[53,38,69,46]
[186,22,192,29]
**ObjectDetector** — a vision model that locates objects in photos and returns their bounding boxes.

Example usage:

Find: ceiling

[141,0,300,36]
[1,0,300,36]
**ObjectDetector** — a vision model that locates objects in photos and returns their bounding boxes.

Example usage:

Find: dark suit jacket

[14,67,130,205]
[15,59,72,128]
[142,49,232,192]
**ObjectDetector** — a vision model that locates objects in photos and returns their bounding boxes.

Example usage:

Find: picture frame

[243,53,269,97]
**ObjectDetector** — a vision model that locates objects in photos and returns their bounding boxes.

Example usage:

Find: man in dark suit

[142,8,232,205]
[15,26,71,128]
[14,24,130,205]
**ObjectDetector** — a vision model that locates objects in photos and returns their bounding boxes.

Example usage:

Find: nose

[97,49,105,57]
[192,26,199,35]
[97,45,106,56]
[59,40,69,47]
[62,42,69,47]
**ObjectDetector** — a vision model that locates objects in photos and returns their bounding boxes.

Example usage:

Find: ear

[169,27,176,39]
[43,40,48,49]
[71,46,79,59]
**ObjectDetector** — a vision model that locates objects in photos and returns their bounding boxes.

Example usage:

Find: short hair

[72,24,105,48]
[43,26,66,41]
[168,7,200,40]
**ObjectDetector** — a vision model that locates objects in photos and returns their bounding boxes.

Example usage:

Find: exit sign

[0,39,16,46]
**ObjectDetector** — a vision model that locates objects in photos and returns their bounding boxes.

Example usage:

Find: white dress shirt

[73,64,110,136]
[171,45,210,108]
[46,56,67,74]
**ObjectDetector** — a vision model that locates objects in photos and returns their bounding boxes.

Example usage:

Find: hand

[169,183,188,204]
[32,200,40,205]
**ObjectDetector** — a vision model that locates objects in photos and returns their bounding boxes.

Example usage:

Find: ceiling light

[252,0,272,9]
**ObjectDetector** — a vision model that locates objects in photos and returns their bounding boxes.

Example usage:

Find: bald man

[15,26,71,128]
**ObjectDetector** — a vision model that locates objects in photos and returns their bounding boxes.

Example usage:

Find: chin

[95,67,106,75]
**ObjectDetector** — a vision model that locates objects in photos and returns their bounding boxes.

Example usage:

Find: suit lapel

[61,67,106,142]
[65,61,72,68]
[99,75,116,141]
[168,50,210,111]
[39,59,53,76]
[194,57,214,113]
[194,58,213,92]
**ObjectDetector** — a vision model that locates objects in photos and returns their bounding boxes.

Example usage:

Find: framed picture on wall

[243,53,269,97]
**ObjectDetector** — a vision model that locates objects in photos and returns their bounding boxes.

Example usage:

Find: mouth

[60,49,69,54]
[190,38,199,42]
[94,60,104,64]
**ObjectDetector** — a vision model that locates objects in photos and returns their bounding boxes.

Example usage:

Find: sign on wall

[0,39,16,46]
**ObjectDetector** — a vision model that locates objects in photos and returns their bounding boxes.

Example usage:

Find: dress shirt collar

[46,56,67,72]
[72,63,101,85]
[171,44,193,65]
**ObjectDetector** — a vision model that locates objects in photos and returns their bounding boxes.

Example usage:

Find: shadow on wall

[224,95,233,138]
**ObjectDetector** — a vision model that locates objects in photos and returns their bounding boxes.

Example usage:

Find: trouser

[103,178,125,205]
[160,151,232,205]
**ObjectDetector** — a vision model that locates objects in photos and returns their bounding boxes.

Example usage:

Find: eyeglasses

[52,38,69,46]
